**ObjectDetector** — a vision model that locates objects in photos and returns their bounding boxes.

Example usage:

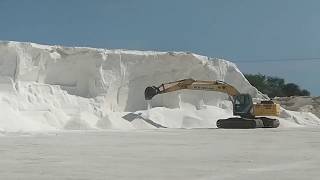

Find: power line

[231,57,320,63]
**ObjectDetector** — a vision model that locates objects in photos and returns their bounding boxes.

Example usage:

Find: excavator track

[217,117,280,129]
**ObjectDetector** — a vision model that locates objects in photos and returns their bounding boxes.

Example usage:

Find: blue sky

[1,0,320,95]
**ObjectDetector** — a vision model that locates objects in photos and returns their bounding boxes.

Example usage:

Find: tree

[282,83,300,97]
[245,74,267,93]
[300,89,310,96]
[244,74,310,97]
[266,76,285,97]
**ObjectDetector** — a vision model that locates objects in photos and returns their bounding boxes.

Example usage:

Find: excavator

[144,78,280,129]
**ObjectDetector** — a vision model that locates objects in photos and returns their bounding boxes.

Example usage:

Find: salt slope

[274,96,320,118]
[0,41,319,132]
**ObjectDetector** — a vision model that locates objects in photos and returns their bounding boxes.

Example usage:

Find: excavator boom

[145,78,239,100]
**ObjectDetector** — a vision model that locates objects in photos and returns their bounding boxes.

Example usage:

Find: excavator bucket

[145,86,160,100]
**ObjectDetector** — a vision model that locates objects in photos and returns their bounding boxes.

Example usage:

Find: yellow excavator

[144,78,280,128]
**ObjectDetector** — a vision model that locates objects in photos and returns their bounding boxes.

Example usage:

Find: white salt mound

[0,41,319,132]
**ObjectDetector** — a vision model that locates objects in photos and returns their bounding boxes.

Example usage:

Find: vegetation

[244,74,310,97]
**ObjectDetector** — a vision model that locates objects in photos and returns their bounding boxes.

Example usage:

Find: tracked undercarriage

[217,117,280,129]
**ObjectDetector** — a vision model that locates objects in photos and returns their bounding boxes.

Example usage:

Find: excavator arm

[144,78,240,100]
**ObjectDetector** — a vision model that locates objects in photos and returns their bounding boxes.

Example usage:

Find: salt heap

[0,41,318,132]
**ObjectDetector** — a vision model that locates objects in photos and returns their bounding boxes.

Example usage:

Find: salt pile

[0,41,319,132]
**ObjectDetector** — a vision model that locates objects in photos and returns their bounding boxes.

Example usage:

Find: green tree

[244,74,310,97]
[266,76,285,97]
[300,89,311,96]
[245,74,267,92]
[282,83,300,97]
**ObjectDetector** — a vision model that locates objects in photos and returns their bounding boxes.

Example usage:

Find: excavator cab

[233,94,254,118]
[218,94,280,128]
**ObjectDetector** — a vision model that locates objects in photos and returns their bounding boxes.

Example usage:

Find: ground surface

[0,128,320,180]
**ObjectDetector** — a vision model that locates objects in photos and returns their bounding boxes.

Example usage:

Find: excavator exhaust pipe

[145,86,160,100]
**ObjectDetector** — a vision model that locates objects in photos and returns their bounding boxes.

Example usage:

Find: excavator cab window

[235,96,244,105]
[233,94,253,117]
